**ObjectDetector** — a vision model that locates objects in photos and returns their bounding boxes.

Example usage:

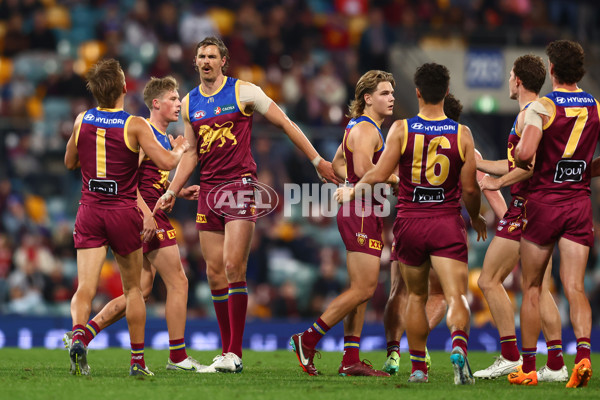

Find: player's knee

[477,273,493,292]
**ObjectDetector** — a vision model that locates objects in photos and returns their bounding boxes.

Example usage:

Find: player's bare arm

[238,81,342,184]
[476,158,509,176]
[157,95,199,213]
[474,150,508,218]
[64,112,84,170]
[592,157,600,178]
[131,116,189,170]
[348,122,381,178]
[331,144,346,180]
[336,120,404,203]
[459,125,487,241]
[515,100,550,168]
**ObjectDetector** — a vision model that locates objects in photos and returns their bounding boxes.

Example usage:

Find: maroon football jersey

[137,121,171,208]
[397,115,464,217]
[527,89,600,203]
[185,77,257,186]
[506,102,532,198]
[76,108,139,208]
[342,115,384,185]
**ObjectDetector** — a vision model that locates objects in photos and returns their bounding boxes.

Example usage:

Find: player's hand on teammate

[478,174,500,191]
[471,214,487,241]
[141,212,156,242]
[334,186,355,203]
[179,185,200,200]
[154,189,176,214]
[169,134,191,153]
[316,159,344,184]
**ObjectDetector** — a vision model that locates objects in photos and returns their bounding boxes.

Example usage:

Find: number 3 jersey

[527,89,600,203]
[396,114,465,217]
[76,107,139,208]
[137,121,171,208]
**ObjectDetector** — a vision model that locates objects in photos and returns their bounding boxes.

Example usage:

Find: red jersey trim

[235,80,253,117]
[123,116,139,153]
[198,76,227,97]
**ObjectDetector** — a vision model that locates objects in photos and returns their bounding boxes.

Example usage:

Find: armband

[239,83,273,115]
[523,101,550,131]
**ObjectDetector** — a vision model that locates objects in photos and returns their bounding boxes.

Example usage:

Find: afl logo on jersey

[411,122,424,129]
[214,106,222,115]
[194,110,206,119]
[84,113,95,121]
[555,97,566,104]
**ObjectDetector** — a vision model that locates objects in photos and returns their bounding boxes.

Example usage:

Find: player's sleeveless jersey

[507,102,532,198]
[343,115,384,184]
[185,77,256,186]
[397,114,465,217]
[137,121,171,207]
[76,107,138,208]
[527,89,600,203]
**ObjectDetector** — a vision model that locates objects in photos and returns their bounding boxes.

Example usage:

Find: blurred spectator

[28,9,57,51]
[358,8,395,73]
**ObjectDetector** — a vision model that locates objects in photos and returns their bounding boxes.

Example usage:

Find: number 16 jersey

[396,114,465,217]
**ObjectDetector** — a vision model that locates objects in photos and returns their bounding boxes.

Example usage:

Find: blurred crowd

[1,0,600,327]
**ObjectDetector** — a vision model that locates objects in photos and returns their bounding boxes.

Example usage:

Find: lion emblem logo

[198,121,237,153]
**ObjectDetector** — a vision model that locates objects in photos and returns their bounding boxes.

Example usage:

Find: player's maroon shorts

[196,180,257,231]
[74,204,142,256]
[337,202,384,257]
[522,196,593,247]
[495,196,526,242]
[392,213,467,266]
[143,209,177,253]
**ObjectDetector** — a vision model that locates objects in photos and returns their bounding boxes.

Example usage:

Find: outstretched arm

[239,81,342,184]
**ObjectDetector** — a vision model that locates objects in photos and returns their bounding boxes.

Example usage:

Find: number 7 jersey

[527,89,600,203]
[397,114,465,217]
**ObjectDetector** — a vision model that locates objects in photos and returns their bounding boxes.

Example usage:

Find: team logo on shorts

[194,110,206,119]
[356,233,368,246]
[369,239,382,250]
[508,222,520,233]
[499,219,507,226]
[196,214,207,223]
[157,232,164,240]
[167,229,176,239]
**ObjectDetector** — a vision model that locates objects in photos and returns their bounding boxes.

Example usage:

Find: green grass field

[0,349,598,400]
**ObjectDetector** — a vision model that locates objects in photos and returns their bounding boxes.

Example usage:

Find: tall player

[474,55,565,381]
[337,63,487,384]
[64,76,211,372]
[64,59,189,376]
[510,40,596,388]
[381,93,507,375]
[290,70,396,377]
[155,36,341,373]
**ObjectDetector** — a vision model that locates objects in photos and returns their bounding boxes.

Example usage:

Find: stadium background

[0,0,599,352]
